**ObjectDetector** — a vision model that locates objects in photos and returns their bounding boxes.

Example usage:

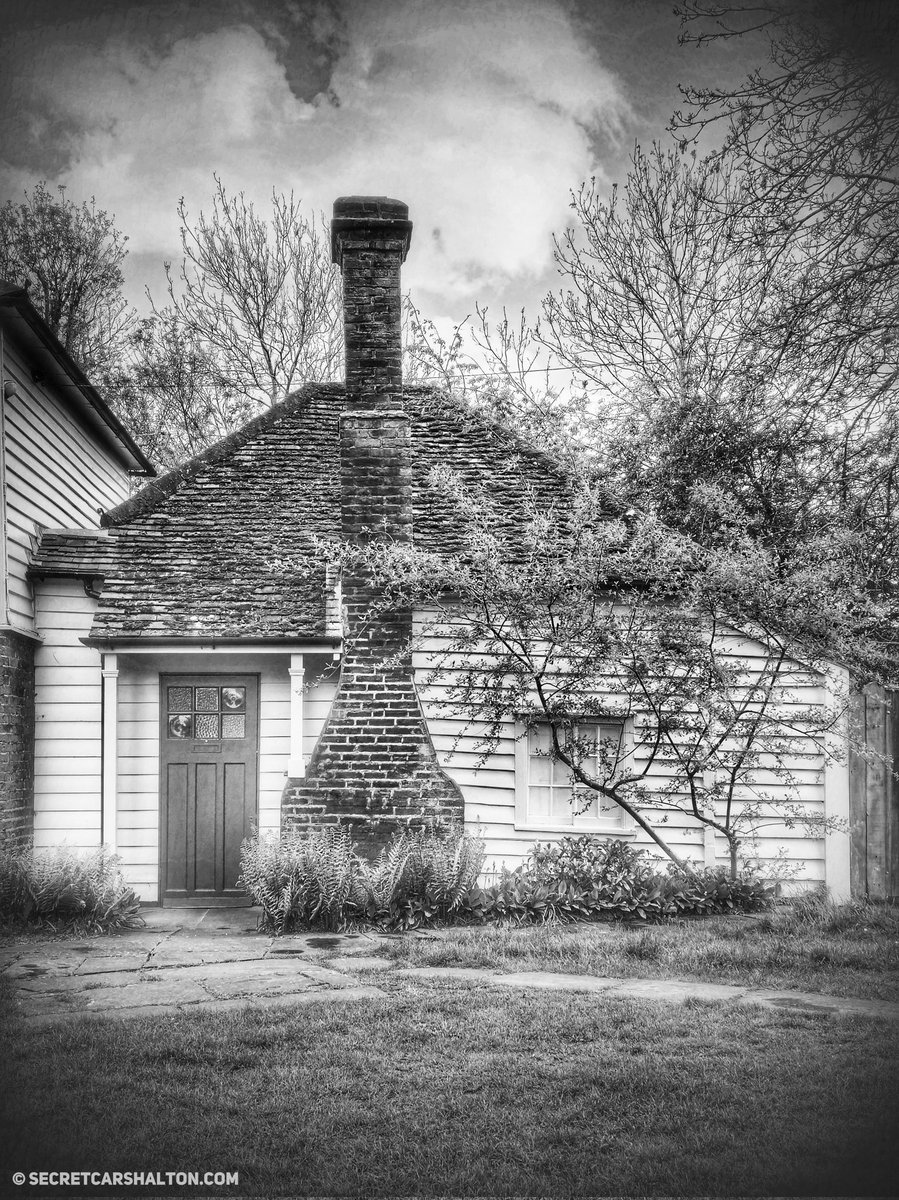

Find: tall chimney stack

[331,196,412,404]
[282,196,464,855]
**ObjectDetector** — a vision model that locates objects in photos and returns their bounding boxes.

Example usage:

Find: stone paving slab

[329,954,394,972]
[607,978,749,1003]
[745,989,899,1020]
[20,975,214,1015]
[146,938,272,968]
[395,966,498,983]
[15,968,151,993]
[22,985,386,1027]
[498,970,621,994]
[169,959,356,998]
[4,953,94,979]
[73,954,152,976]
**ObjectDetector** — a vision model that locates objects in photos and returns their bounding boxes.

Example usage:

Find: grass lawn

[1,980,897,1197]
[377,901,899,1001]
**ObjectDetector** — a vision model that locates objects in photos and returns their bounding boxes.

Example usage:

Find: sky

[0,0,765,329]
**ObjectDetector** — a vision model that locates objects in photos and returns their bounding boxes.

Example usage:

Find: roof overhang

[0,283,155,476]
[81,637,342,654]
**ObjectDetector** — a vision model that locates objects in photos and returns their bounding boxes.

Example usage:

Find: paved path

[2,907,897,1025]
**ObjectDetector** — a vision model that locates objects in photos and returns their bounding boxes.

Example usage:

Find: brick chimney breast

[331,196,412,404]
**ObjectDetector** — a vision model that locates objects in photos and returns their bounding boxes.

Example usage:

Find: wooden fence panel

[849,685,899,900]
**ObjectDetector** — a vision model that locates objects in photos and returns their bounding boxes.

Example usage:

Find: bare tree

[113,314,259,470]
[0,182,134,375]
[402,296,592,467]
[674,1,899,368]
[155,177,343,410]
[540,144,899,602]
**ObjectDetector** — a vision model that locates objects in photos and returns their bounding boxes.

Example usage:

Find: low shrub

[0,845,142,932]
[469,838,777,926]
[527,836,654,889]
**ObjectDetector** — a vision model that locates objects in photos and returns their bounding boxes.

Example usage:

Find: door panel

[160,674,259,903]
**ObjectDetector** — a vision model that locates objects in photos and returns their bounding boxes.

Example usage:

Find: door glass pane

[195,714,220,740]
[168,687,192,713]
[221,687,246,712]
[169,714,193,739]
[195,687,219,712]
[221,714,246,739]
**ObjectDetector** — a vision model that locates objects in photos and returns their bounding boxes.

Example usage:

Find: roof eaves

[0,282,156,477]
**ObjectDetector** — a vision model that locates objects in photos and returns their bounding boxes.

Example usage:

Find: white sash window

[514,720,633,834]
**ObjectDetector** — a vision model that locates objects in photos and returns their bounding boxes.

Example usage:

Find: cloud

[0,0,631,312]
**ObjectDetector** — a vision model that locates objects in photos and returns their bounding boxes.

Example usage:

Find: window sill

[513,821,636,837]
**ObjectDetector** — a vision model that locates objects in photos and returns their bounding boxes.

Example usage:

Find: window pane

[195,714,220,740]
[221,687,246,712]
[529,786,552,819]
[572,788,600,820]
[167,687,192,713]
[597,796,623,824]
[528,725,553,754]
[221,714,246,739]
[168,714,193,739]
[529,754,552,784]
[550,786,574,820]
[195,687,219,712]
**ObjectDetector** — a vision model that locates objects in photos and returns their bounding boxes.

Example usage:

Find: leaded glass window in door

[166,685,247,741]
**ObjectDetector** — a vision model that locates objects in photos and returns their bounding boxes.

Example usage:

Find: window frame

[513,716,636,835]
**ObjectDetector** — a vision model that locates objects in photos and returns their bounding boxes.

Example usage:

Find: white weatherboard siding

[115,652,338,901]
[414,615,838,889]
[2,337,130,632]
[33,579,102,847]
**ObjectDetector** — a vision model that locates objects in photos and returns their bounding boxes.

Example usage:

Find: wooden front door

[160,674,259,903]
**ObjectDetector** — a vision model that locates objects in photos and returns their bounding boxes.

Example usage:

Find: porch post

[824,664,852,902]
[288,653,305,778]
[101,652,118,851]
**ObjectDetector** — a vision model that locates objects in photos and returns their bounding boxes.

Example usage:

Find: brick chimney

[331,195,411,405]
[282,197,464,853]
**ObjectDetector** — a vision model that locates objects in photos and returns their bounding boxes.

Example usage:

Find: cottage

[12,198,858,904]
[0,282,154,848]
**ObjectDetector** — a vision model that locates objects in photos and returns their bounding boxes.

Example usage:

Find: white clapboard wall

[3,337,131,632]
[413,612,829,884]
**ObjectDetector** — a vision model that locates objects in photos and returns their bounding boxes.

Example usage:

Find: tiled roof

[30,383,591,642]
[29,530,117,579]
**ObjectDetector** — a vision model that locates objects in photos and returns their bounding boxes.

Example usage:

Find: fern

[0,845,141,931]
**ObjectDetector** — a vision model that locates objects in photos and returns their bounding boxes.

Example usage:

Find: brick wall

[0,629,35,848]
[283,197,463,855]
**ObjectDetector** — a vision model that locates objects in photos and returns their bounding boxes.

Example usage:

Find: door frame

[157,672,261,905]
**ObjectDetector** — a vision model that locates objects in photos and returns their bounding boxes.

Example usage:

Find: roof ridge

[102,383,345,527]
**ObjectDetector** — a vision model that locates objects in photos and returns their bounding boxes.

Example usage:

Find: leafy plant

[238,824,357,934]
[0,845,142,931]
[473,844,776,927]
[239,823,486,933]
[527,837,655,889]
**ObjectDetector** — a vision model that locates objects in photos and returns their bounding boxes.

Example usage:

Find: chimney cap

[333,195,409,221]
[331,195,413,265]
